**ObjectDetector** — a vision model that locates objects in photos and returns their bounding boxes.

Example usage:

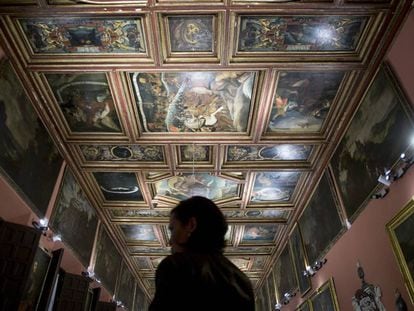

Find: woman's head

[169,196,228,254]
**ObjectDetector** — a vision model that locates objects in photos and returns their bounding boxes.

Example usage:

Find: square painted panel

[80,144,164,162]
[267,71,345,133]
[46,73,121,133]
[93,172,143,201]
[155,173,239,201]
[135,257,152,270]
[19,17,146,54]
[120,224,158,242]
[179,145,211,162]
[130,71,256,132]
[237,15,368,52]
[242,224,279,243]
[226,144,312,161]
[251,171,301,203]
[167,15,214,52]
[251,257,267,270]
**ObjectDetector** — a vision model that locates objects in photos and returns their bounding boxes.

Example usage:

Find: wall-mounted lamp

[303,258,327,277]
[81,268,100,284]
[378,168,393,186]
[46,232,62,243]
[303,265,315,277]
[32,218,49,234]
[281,291,296,305]
[371,187,389,199]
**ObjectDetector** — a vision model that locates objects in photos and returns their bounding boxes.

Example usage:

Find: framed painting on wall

[298,171,345,265]
[94,227,122,295]
[0,59,63,217]
[331,63,414,221]
[50,168,98,267]
[19,248,51,310]
[116,262,136,310]
[309,278,339,311]
[273,244,297,301]
[289,225,311,296]
[387,199,414,304]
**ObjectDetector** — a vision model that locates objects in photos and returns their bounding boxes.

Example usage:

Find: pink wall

[388,11,414,102]
[284,8,414,311]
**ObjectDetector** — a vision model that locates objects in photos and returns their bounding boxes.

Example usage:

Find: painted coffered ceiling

[0,0,411,304]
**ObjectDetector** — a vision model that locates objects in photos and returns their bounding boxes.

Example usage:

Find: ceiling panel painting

[251,256,267,270]
[135,257,152,270]
[223,144,314,169]
[45,73,123,135]
[223,209,290,221]
[224,246,273,255]
[120,224,159,243]
[79,144,165,164]
[241,223,280,244]
[109,209,170,220]
[130,246,169,255]
[153,173,241,202]
[236,15,368,53]
[93,172,144,202]
[176,145,213,167]
[266,71,345,133]
[250,171,302,204]
[159,13,221,63]
[129,71,258,133]
[18,17,147,55]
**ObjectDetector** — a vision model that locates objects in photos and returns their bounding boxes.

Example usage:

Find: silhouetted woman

[149,196,255,311]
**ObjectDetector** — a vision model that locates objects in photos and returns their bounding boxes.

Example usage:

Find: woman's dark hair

[171,196,228,253]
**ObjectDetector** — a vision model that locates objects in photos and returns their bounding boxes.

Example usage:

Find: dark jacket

[149,251,255,311]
